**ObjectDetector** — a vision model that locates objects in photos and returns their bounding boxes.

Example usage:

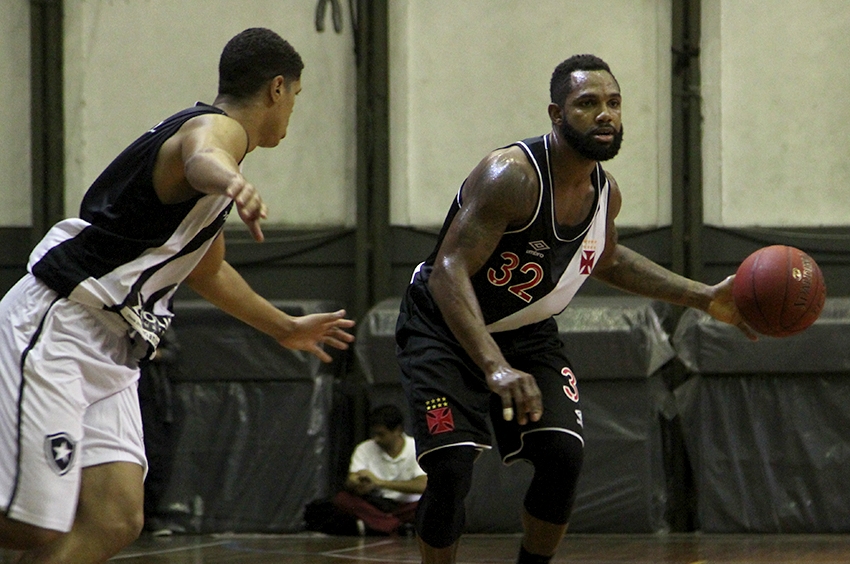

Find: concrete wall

[1,1,848,302]
[389,0,673,228]
[701,0,850,226]
[4,1,848,231]
[0,0,31,226]
[62,0,357,227]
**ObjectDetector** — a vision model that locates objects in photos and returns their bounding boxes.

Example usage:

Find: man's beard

[560,119,624,162]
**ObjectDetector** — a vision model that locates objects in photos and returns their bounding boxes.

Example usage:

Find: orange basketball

[732,245,826,337]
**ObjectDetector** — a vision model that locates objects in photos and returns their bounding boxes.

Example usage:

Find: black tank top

[412,134,610,332]
[29,103,237,348]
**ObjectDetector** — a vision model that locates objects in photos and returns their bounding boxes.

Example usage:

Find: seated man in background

[332,404,426,536]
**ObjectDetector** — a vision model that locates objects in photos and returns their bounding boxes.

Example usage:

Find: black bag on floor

[304,498,359,536]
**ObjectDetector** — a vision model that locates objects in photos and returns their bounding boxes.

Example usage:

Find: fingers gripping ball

[732,245,826,337]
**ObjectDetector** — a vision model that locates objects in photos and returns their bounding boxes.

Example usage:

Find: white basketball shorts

[0,274,147,532]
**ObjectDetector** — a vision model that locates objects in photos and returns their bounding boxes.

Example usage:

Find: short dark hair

[550,54,616,106]
[218,28,304,99]
[368,404,405,432]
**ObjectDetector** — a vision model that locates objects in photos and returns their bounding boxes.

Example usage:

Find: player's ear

[269,75,285,102]
[548,103,563,126]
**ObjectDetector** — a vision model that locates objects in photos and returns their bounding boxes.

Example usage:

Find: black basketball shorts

[396,294,584,464]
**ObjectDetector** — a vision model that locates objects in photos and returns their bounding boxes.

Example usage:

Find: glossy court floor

[4,532,847,563]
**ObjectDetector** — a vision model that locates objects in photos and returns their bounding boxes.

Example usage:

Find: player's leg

[18,380,147,562]
[415,445,478,563]
[493,323,585,564]
[397,289,495,563]
[16,461,144,564]
[0,354,74,551]
[515,430,584,563]
[0,277,147,560]
[417,535,460,564]
[398,339,483,560]
[0,277,87,551]
[0,516,63,551]
[519,510,569,561]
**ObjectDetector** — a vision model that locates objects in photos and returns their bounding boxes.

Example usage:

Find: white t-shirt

[349,434,425,503]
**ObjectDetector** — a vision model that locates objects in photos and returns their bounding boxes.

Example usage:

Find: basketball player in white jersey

[396,54,756,564]
[0,28,355,562]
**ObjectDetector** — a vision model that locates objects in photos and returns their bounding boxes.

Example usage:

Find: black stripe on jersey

[112,203,232,312]
[32,202,232,301]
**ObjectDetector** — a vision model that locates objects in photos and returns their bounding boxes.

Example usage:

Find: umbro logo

[527,240,550,258]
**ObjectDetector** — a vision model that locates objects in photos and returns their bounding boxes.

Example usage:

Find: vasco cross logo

[425,397,455,435]
[580,239,597,275]
[44,432,76,476]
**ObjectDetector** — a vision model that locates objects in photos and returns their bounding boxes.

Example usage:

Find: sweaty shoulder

[461,145,540,229]
[176,113,248,161]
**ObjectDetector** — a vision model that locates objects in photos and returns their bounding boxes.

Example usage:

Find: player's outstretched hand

[486,367,543,425]
[279,309,356,363]
[227,178,268,242]
[706,275,758,341]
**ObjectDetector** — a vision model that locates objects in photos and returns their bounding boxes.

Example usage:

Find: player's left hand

[706,275,758,341]
[226,177,268,242]
[278,309,356,362]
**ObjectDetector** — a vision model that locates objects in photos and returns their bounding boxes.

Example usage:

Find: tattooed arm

[428,146,546,423]
[591,173,756,339]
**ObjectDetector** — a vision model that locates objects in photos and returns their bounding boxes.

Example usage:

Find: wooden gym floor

[8,531,845,563]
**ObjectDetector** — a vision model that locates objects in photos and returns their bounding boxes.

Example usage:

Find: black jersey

[28,103,235,348]
[412,134,610,333]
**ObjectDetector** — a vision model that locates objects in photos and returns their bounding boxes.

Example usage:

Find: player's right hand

[486,367,543,425]
[278,309,356,363]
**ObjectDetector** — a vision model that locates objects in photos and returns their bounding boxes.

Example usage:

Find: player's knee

[416,445,478,548]
[0,514,64,551]
[522,430,584,475]
[522,431,584,525]
[82,497,144,551]
[418,445,477,498]
[123,507,145,544]
[76,463,146,550]
[105,504,145,548]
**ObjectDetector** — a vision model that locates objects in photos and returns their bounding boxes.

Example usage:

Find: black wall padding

[171,300,347,382]
[148,300,346,533]
[557,297,674,533]
[356,296,676,533]
[354,297,403,384]
[673,298,850,374]
[556,296,675,379]
[673,297,850,532]
[157,378,334,533]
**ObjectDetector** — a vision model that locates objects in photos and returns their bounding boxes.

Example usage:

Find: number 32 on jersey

[487,252,543,303]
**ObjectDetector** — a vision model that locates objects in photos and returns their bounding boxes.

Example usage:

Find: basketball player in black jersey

[396,55,756,564]
[0,29,354,562]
